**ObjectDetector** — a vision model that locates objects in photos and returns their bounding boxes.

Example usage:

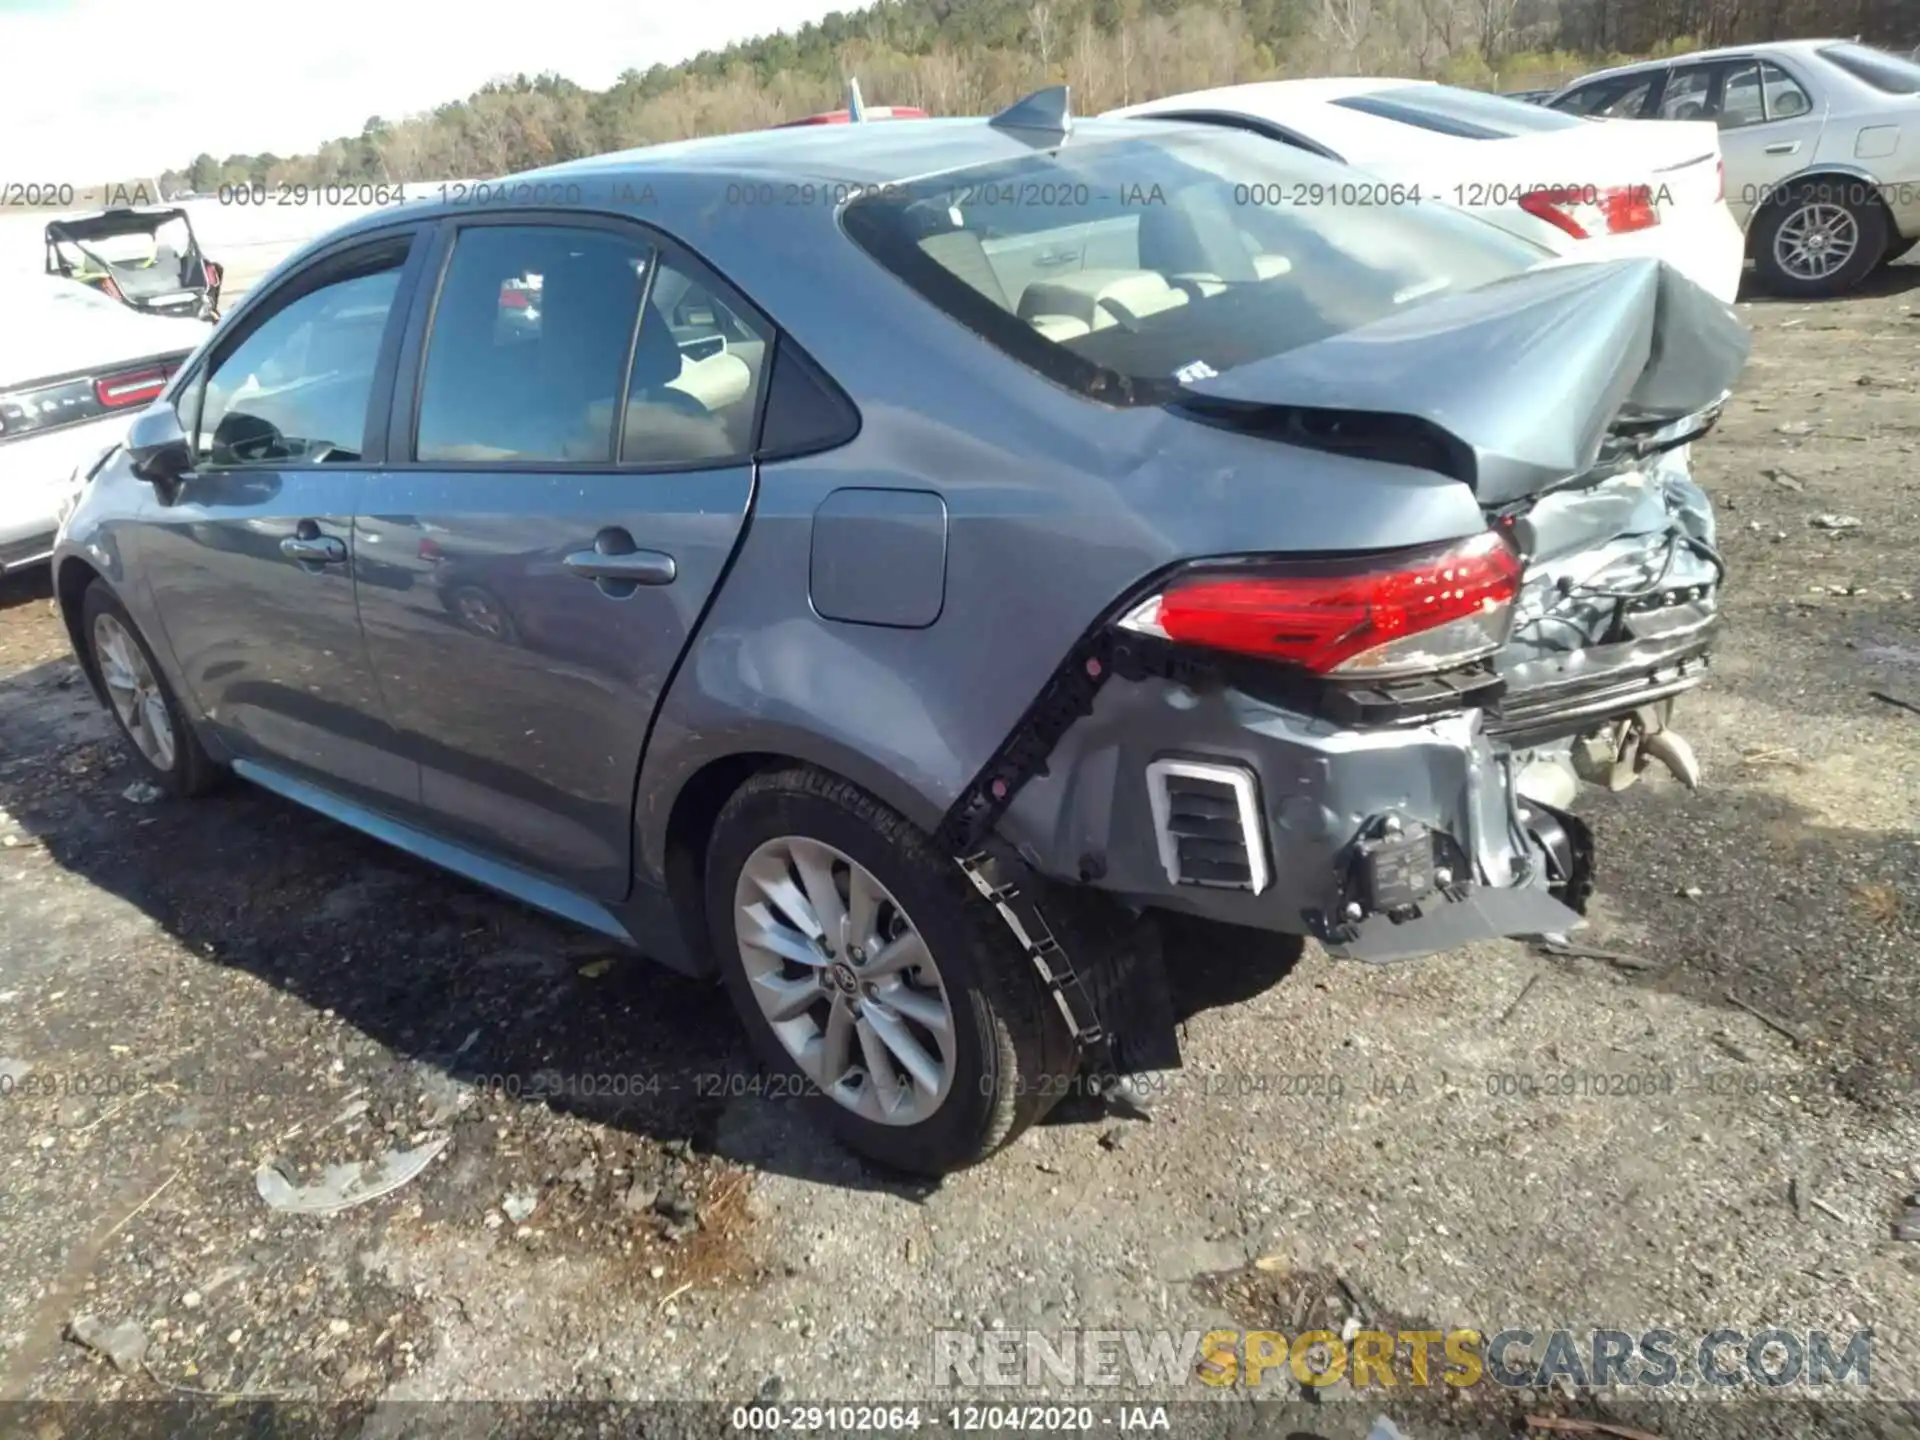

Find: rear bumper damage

[961,456,1723,972]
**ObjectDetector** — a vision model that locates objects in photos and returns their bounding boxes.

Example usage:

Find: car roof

[1565,37,1849,85]
[304,113,1239,250]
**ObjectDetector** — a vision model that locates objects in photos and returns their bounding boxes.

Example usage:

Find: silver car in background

[1549,39,1920,296]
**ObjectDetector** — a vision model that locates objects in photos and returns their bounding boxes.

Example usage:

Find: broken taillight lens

[1519,183,1660,239]
[1117,530,1523,678]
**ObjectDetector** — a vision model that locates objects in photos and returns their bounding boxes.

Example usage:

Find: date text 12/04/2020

[731,1406,1173,1432]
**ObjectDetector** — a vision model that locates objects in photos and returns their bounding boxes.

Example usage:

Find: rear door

[138,227,424,807]
[1708,59,1826,223]
[352,215,773,899]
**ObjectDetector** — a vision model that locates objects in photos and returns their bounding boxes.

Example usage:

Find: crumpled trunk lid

[1177,255,1750,507]
[1177,255,1747,740]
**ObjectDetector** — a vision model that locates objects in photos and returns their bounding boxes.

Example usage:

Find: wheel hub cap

[1776,201,1857,280]
[92,614,176,773]
[733,836,957,1127]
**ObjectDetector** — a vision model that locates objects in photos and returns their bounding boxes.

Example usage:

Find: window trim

[182,225,426,474]
[389,209,779,477]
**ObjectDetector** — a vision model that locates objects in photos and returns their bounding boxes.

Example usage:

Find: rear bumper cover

[991,633,1710,963]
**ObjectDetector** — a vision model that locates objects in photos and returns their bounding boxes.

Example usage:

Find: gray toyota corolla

[51,89,1747,1175]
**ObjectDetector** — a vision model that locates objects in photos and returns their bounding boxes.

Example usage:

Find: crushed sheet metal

[254,1135,449,1215]
[1181,256,1751,505]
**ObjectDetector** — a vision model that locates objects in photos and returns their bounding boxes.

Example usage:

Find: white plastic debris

[254,1136,448,1215]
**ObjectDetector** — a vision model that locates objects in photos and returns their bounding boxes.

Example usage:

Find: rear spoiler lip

[1177,257,1751,507]
[1654,150,1721,172]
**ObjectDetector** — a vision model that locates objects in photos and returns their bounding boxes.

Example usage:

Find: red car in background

[773,80,929,128]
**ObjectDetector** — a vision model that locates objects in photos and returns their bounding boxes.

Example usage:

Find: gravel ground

[1,263,1918,1440]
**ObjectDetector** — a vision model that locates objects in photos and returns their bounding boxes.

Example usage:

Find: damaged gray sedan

[50,90,1747,1175]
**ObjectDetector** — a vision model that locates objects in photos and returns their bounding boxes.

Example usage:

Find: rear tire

[704,766,1074,1175]
[1751,179,1887,299]
[79,582,222,798]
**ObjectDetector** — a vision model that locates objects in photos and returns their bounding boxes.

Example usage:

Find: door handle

[280,533,346,566]
[1033,250,1080,268]
[564,550,676,584]
[1763,141,1800,155]
[565,527,676,593]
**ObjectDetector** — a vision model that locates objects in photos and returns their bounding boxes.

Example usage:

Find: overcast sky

[1,0,853,179]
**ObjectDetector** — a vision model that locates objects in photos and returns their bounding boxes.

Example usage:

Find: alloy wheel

[733,836,956,1126]
[1774,201,1859,282]
[92,613,176,772]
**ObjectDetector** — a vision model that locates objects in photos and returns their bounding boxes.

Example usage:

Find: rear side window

[1819,41,1920,94]
[417,225,651,463]
[1761,63,1814,118]
[1333,83,1587,138]
[843,130,1545,407]
[414,225,771,467]
[193,255,404,467]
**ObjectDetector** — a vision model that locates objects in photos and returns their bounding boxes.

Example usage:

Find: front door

[353,218,772,899]
[139,231,420,806]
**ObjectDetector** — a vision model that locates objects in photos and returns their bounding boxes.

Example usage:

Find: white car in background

[1,277,209,573]
[1108,79,1745,303]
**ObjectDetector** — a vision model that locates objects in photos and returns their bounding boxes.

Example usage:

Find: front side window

[1552,74,1656,118]
[416,225,652,464]
[843,130,1545,407]
[194,256,404,467]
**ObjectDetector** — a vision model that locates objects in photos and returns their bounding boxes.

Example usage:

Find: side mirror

[126,405,194,487]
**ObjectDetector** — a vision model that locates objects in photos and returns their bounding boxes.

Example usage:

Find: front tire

[704,766,1073,1175]
[1751,179,1887,299]
[80,582,222,798]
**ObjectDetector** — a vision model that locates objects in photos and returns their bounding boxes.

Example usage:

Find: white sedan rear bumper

[1578,200,1747,305]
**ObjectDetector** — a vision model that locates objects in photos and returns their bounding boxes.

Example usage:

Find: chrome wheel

[92,613,176,772]
[733,837,956,1127]
[1774,201,1859,281]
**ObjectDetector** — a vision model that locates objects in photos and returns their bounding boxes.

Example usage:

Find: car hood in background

[1178,256,1751,506]
[1,277,210,389]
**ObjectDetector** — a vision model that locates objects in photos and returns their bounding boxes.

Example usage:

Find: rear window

[1333,83,1589,138]
[841,130,1547,406]
[1819,42,1920,94]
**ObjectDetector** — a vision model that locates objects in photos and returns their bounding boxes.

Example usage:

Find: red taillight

[500,287,530,308]
[94,366,171,409]
[204,261,219,288]
[96,274,124,301]
[1118,531,1523,678]
[417,537,444,561]
[1714,159,1725,203]
[1518,183,1660,239]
